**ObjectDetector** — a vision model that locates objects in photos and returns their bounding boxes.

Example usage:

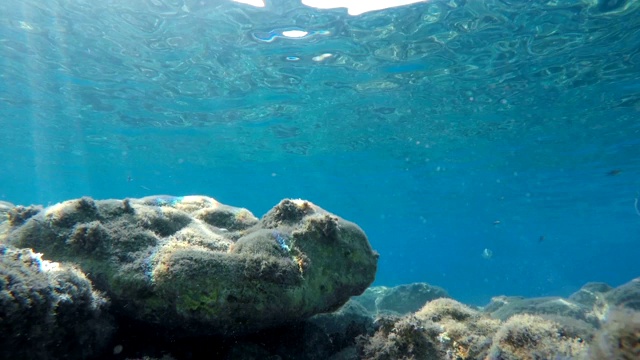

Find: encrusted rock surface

[352,282,450,316]
[0,245,112,360]
[0,195,379,336]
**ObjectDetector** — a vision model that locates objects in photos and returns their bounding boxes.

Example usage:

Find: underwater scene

[1,0,639,359]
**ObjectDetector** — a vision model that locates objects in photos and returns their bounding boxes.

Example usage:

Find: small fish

[606,169,622,176]
[539,235,545,242]
[493,220,501,226]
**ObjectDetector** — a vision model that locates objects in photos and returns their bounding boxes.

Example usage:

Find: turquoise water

[1,0,639,305]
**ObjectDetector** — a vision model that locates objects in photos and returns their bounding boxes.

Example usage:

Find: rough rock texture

[357,314,446,360]
[483,295,599,326]
[0,196,378,335]
[604,277,640,310]
[587,308,640,360]
[308,299,376,356]
[357,298,502,360]
[0,201,13,219]
[351,286,388,314]
[417,298,500,359]
[357,298,591,360]
[106,280,640,359]
[0,245,112,359]
[481,278,640,341]
[222,311,373,360]
[486,314,587,360]
[569,282,613,308]
[376,283,449,315]
[352,283,449,316]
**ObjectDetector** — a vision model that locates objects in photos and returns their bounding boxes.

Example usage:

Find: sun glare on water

[232,0,427,15]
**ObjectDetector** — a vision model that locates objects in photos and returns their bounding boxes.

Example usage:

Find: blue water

[1,0,639,305]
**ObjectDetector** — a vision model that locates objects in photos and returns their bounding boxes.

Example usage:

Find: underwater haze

[1,0,639,305]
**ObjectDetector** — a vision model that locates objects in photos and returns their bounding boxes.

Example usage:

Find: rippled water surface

[1,0,639,303]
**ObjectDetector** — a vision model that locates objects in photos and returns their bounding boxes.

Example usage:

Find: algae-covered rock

[357,314,445,360]
[351,286,388,314]
[309,299,376,354]
[416,298,500,359]
[0,196,378,335]
[569,282,613,308]
[352,283,449,316]
[376,282,449,315]
[605,277,640,311]
[484,295,598,326]
[0,245,112,359]
[0,200,13,220]
[588,308,640,359]
[486,314,588,360]
[357,298,500,360]
[356,296,597,360]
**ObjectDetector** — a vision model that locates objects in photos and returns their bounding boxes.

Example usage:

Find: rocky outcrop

[1,196,379,336]
[0,245,112,360]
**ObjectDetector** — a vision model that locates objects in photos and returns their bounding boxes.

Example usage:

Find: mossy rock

[0,196,378,336]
